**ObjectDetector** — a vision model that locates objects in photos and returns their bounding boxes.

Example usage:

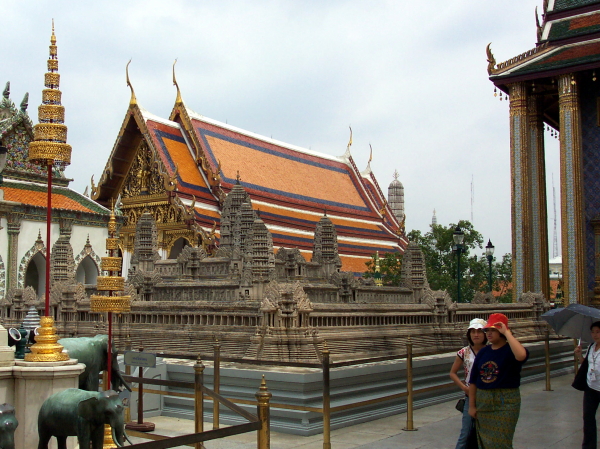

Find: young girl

[574,321,600,449]
[468,313,528,448]
[450,318,487,449]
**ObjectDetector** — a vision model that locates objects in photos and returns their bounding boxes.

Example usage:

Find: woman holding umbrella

[468,313,528,448]
[574,321,600,449]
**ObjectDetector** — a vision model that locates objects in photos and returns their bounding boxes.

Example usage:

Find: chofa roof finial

[126,59,137,105]
[173,59,183,104]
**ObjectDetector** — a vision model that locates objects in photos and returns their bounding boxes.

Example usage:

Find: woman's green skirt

[476,388,521,449]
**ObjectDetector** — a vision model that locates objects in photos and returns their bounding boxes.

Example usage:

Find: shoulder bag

[572,347,590,391]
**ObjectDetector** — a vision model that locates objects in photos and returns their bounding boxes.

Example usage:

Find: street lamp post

[453,225,465,303]
[485,239,495,293]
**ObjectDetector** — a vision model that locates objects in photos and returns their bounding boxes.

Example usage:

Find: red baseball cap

[484,313,509,330]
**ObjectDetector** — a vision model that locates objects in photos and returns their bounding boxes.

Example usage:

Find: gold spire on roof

[126,59,137,105]
[173,59,182,104]
[28,20,72,167]
[368,143,373,164]
[347,126,353,149]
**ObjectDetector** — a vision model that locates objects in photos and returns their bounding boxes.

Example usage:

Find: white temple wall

[70,225,107,256]
[17,220,59,258]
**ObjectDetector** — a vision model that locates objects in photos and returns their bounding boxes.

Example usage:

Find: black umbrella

[540,303,600,343]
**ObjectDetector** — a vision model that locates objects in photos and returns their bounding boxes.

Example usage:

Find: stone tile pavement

[128,374,587,448]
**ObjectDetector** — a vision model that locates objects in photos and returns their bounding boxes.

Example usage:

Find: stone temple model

[488,0,600,305]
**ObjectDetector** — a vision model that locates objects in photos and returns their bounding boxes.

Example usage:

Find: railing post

[255,375,272,449]
[322,342,331,449]
[403,336,417,431]
[213,338,221,430]
[544,328,553,391]
[194,354,205,449]
[125,347,155,432]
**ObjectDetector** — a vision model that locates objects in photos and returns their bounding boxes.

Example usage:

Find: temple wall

[579,75,600,292]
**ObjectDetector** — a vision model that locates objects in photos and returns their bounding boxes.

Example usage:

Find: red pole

[107,311,112,390]
[45,163,52,317]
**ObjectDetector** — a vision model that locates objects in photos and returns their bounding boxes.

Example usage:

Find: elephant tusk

[124,429,134,445]
[115,369,132,392]
[112,426,123,448]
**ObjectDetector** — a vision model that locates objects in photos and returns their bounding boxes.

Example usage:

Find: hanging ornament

[593,71,597,82]
[494,87,497,97]
[532,81,536,92]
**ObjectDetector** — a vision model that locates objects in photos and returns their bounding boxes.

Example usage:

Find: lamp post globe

[453,225,464,303]
[485,239,495,293]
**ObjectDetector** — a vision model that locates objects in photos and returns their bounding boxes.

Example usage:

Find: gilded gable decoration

[122,142,165,198]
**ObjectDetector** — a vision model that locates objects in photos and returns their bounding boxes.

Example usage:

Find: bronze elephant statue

[38,389,131,449]
[58,335,131,392]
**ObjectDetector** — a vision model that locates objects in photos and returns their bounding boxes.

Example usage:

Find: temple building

[0,28,111,317]
[488,0,600,304]
[90,69,407,274]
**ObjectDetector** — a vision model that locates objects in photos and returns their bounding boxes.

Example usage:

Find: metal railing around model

[121,334,575,449]
[123,355,271,449]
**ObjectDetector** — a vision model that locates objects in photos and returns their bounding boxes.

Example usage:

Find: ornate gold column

[528,93,550,300]
[558,73,586,304]
[509,82,532,300]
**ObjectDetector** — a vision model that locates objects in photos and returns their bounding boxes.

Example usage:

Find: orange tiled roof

[2,183,104,214]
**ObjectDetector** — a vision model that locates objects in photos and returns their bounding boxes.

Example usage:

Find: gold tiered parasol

[25,21,71,363]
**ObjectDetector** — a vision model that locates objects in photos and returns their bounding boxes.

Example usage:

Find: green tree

[364,252,403,286]
[407,221,512,303]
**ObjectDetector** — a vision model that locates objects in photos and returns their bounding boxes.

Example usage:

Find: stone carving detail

[472,291,498,304]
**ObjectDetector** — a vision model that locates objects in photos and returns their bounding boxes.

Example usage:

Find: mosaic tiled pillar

[509,82,532,300]
[528,93,550,300]
[6,213,22,291]
[558,73,587,304]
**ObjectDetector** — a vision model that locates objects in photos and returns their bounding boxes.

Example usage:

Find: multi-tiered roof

[92,70,405,273]
[489,1,600,85]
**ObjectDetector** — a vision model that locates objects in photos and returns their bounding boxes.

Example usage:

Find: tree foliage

[406,221,512,303]
[364,252,403,286]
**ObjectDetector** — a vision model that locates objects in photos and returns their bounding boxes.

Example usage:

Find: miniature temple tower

[311,213,342,276]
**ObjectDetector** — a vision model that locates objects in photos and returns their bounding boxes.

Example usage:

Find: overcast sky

[3,0,561,259]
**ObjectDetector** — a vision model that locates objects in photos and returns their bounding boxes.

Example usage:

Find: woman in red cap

[468,313,528,448]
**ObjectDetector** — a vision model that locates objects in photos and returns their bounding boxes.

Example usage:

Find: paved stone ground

[128,374,587,448]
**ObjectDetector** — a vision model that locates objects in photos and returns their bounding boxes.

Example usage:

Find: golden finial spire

[368,143,373,164]
[126,59,137,105]
[51,19,56,45]
[28,20,72,168]
[173,59,182,104]
[347,126,353,149]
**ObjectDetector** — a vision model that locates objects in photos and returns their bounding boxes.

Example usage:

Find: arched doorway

[24,252,45,298]
[168,237,189,259]
[75,255,99,284]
